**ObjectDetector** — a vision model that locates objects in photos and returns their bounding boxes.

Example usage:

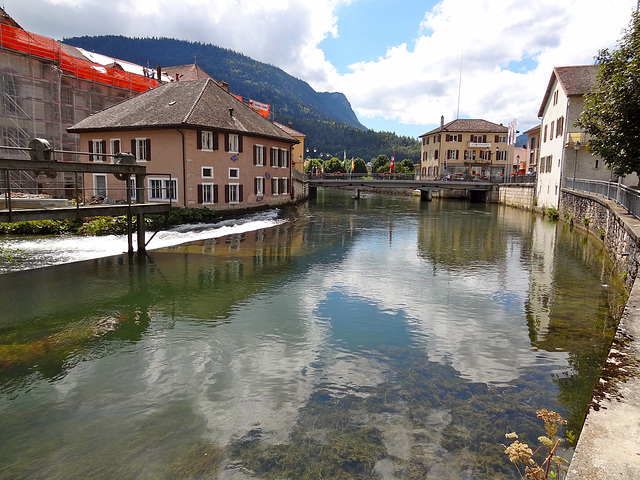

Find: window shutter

[455,149,459,160]
[253,145,257,165]
[224,134,230,152]
[197,184,203,204]
[146,139,151,161]
[279,178,283,192]
[213,184,219,203]
[239,185,243,202]
[197,130,202,150]
[131,139,136,158]
[262,146,266,163]
[225,184,230,203]
[254,177,258,193]
[238,135,243,153]
[88,140,94,161]
[101,140,107,157]
[445,134,450,142]
[213,132,219,150]
[113,139,120,154]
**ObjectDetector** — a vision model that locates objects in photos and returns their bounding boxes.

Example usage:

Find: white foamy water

[1,210,287,272]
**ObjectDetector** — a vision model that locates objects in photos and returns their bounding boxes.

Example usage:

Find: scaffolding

[0,23,160,196]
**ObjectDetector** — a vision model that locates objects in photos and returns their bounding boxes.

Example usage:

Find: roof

[163,64,216,82]
[68,78,297,144]
[537,65,599,117]
[420,118,508,137]
[0,7,22,29]
[273,121,306,138]
[523,124,541,135]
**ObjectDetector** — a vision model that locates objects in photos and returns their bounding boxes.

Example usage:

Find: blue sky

[5,0,639,139]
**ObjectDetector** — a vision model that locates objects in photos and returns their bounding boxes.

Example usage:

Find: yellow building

[417,117,509,180]
[274,122,306,174]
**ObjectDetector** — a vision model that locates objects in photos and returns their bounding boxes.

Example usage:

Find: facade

[535,65,638,209]
[68,78,298,210]
[417,117,509,180]
[274,122,306,173]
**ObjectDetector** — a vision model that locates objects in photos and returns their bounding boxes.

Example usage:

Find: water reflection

[0,190,626,479]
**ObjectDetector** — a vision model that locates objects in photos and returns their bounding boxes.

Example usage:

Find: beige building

[274,122,306,174]
[68,78,298,210]
[417,117,509,180]
[523,124,541,174]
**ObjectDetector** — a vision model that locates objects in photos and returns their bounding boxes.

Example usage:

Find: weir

[0,139,171,253]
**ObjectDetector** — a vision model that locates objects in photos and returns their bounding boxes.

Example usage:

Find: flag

[351,159,355,172]
[390,152,395,172]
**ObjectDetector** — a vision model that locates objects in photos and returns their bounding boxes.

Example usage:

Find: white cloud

[5,0,638,135]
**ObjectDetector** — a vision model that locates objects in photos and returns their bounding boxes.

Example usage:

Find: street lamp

[573,141,581,188]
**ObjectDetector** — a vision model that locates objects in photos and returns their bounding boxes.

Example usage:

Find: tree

[324,157,344,173]
[576,11,640,177]
[372,154,389,173]
[351,158,368,174]
[397,158,415,173]
[304,158,322,173]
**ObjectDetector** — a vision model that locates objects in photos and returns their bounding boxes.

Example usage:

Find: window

[229,168,239,179]
[93,174,107,197]
[556,117,564,138]
[550,121,555,140]
[201,183,214,204]
[496,135,507,143]
[198,183,218,204]
[226,183,241,204]
[110,138,121,157]
[255,176,264,195]
[254,145,265,166]
[270,147,278,167]
[281,177,288,194]
[446,149,459,160]
[479,150,489,160]
[226,133,241,153]
[435,134,441,143]
[464,150,476,160]
[271,177,279,195]
[446,134,460,142]
[543,125,548,143]
[280,149,289,168]
[553,90,559,105]
[89,139,106,162]
[148,178,177,201]
[496,150,507,161]
[200,130,215,150]
[202,166,213,178]
[471,135,486,143]
[132,138,151,161]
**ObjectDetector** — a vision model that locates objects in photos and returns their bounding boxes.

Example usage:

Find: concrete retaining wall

[497,184,535,210]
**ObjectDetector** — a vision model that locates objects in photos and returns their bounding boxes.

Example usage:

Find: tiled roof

[273,121,306,138]
[0,7,22,29]
[420,118,508,137]
[537,65,598,117]
[68,78,297,144]
[163,64,216,82]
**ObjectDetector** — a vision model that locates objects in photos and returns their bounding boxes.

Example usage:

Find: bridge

[307,173,496,201]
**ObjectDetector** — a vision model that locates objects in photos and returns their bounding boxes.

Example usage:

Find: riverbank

[561,190,640,480]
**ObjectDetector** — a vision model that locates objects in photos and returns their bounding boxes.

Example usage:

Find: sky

[4,0,638,139]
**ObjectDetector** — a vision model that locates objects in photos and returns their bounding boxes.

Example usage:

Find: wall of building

[498,184,535,210]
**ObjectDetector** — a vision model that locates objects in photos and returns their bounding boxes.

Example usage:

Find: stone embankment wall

[497,184,535,210]
[560,189,640,291]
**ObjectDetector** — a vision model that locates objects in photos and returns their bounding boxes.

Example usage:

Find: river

[0,189,626,479]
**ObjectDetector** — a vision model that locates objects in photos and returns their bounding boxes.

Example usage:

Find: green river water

[0,189,626,479]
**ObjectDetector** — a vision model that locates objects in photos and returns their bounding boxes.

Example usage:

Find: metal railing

[566,177,640,219]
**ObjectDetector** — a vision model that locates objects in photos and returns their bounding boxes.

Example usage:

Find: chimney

[440,115,444,127]
[288,121,293,129]
[218,81,230,92]
[156,64,162,82]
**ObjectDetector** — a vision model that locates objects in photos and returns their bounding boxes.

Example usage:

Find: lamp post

[573,141,580,188]
[306,147,317,175]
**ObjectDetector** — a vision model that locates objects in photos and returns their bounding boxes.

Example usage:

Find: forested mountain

[62,35,421,162]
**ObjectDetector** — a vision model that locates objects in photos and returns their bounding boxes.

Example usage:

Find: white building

[536,65,637,209]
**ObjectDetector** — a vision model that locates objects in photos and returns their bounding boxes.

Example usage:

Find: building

[417,117,509,180]
[68,78,298,210]
[535,65,638,209]
[523,124,541,174]
[273,122,306,173]
[0,7,162,196]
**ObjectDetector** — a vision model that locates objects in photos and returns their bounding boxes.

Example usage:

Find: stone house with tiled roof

[535,65,638,209]
[68,78,298,210]
[417,117,509,180]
